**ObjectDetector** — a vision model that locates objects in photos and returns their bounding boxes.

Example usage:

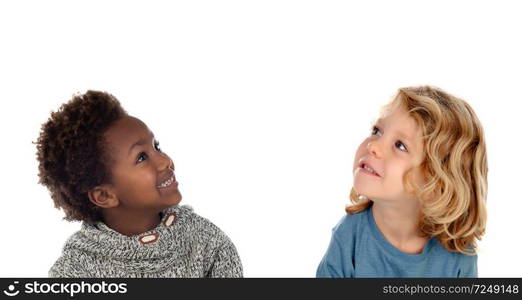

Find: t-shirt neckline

[366,205,435,262]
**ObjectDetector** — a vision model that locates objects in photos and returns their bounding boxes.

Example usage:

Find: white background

[0,0,520,277]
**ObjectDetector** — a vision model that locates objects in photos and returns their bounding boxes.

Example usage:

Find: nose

[366,140,382,158]
[156,152,174,172]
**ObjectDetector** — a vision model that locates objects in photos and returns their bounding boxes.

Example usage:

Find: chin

[157,192,182,209]
[169,192,182,206]
[353,181,371,196]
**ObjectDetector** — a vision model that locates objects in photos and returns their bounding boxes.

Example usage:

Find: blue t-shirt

[316,206,477,277]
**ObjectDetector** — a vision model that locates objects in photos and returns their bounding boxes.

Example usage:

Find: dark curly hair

[36,90,127,223]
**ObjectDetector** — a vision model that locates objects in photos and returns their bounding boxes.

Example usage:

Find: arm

[49,264,83,278]
[207,238,243,278]
[48,253,92,278]
[457,253,478,278]
[316,214,357,278]
[316,234,354,278]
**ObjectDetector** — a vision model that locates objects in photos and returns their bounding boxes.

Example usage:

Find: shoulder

[48,238,95,278]
[173,205,235,247]
[331,208,369,239]
[48,223,107,277]
[429,241,478,277]
[431,241,478,265]
[173,205,224,235]
[456,251,478,277]
[458,252,477,264]
[172,205,242,277]
[316,209,368,278]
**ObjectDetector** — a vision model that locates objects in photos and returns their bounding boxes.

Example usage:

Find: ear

[88,185,118,208]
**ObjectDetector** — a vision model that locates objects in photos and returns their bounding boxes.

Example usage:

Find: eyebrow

[396,132,414,145]
[128,134,155,156]
[374,119,415,145]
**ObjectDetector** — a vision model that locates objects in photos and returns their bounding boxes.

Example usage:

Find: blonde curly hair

[346,86,487,255]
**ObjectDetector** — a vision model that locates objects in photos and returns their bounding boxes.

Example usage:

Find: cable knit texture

[49,205,243,278]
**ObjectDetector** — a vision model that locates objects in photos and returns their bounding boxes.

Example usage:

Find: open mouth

[157,170,177,189]
[360,162,381,177]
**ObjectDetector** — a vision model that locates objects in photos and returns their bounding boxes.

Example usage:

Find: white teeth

[158,176,174,188]
[363,164,377,175]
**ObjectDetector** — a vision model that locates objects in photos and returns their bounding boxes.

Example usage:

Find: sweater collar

[68,205,192,273]
[94,206,179,245]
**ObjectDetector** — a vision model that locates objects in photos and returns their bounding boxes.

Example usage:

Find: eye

[154,140,162,152]
[395,140,408,152]
[371,126,382,136]
[136,152,148,163]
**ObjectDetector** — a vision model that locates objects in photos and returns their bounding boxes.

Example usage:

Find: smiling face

[353,104,425,205]
[102,116,182,213]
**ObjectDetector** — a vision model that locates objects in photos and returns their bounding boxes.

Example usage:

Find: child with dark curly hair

[36,91,243,278]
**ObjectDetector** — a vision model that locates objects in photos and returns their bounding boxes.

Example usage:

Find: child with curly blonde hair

[317,86,487,277]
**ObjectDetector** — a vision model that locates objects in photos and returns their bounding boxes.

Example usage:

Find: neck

[102,207,162,237]
[371,200,428,254]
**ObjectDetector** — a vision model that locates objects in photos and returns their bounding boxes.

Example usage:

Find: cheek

[385,159,410,184]
[136,170,156,189]
[115,168,156,192]
[409,168,427,187]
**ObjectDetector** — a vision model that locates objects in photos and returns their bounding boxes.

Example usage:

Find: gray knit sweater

[49,205,243,278]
